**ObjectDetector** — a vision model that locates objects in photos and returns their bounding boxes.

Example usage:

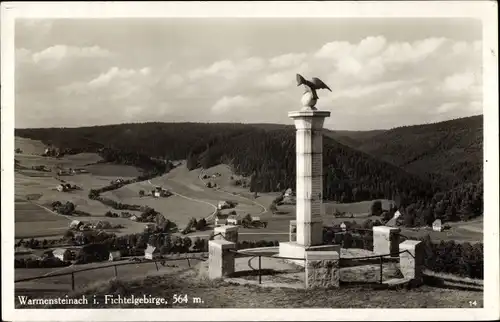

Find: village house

[144,245,161,260]
[251,216,261,222]
[109,251,122,261]
[144,223,156,232]
[340,222,347,231]
[214,213,229,227]
[53,248,72,261]
[217,201,230,210]
[433,219,444,232]
[69,220,83,230]
[95,221,112,229]
[227,214,241,225]
[130,215,138,221]
[284,188,294,197]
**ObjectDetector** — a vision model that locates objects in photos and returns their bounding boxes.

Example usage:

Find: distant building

[109,251,122,261]
[56,184,66,192]
[227,215,241,225]
[144,245,160,260]
[53,248,72,261]
[153,191,161,198]
[340,222,347,231]
[95,221,112,229]
[251,216,261,222]
[130,215,138,221]
[214,213,229,227]
[69,220,83,230]
[217,201,230,210]
[433,219,443,232]
[284,188,294,197]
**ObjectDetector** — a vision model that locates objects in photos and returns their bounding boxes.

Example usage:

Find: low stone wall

[372,226,400,256]
[399,240,424,285]
[208,240,236,279]
[305,251,340,288]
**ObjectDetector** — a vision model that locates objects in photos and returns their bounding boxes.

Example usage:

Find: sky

[15,18,483,130]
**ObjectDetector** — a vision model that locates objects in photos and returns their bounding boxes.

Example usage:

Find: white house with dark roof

[53,248,72,261]
[109,251,122,261]
[144,245,160,260]
[432,219,443,232]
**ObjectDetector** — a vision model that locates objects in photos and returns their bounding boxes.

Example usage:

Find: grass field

[14,138,147,239]
[15,257,199,298]
[13,137,483,243]
[22,267,482,308]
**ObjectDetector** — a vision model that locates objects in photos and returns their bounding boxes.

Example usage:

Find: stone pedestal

[289,110,330,247]
[399,240,424,285]
[214,225,239,243]
[305,250,340,288]
[373,226,400,256]
[289,220,297,242]
[208,240,236,279]
[278,242,340,267]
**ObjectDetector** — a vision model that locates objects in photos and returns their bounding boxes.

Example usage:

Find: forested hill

[355,115,483,186]
[15,117,483,225]
[16,122,436,204]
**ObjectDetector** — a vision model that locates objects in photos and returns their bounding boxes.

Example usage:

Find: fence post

[258,256,262,284]
[154,260,159,271]
[71,272,75,291]
[114,265,118,278]
[379,256,383,284]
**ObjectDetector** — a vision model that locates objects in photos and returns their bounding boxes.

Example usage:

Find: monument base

[277,242,340,267]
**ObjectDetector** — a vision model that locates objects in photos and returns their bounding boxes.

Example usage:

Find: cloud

[31,45,112,64]
[211,95,256,115]
[269,53,307,69]
[442,72,479,92]
[15,27,482,129]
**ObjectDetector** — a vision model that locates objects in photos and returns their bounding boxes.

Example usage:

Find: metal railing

[15,255,206,291]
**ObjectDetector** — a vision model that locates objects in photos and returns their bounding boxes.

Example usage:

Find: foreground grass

[17,268,483,309]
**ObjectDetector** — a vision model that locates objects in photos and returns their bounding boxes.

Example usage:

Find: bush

[370,200,383,216]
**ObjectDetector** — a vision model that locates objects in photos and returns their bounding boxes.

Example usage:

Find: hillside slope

[15,118,483,226]
[355,115,483,185]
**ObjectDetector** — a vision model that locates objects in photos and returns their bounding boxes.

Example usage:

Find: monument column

[289,109,330,246]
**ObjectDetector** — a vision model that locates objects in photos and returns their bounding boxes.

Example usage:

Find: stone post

[214,225,239,244]
[372,226,401,256]
[399,240,424,284]
[289,220,297,242]
[208,240,236,279]
[305,250,340,288]
[289,110,331,247]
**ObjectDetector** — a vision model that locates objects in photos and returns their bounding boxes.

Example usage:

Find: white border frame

[1,1,498,321]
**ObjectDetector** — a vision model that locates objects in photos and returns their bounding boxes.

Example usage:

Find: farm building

[42,250,55,259]
[227,214,241,225]
[214,213,229,226]
[53,248,72,261]
[251,216,261,222]
[218,201,230,210]
[433,219,444,232]
[95,221,112,229]
[144,223,156,232]
[109,251,122,261]
[144,245,160,260]
[130,215,138,221]
[69,220,83,230]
